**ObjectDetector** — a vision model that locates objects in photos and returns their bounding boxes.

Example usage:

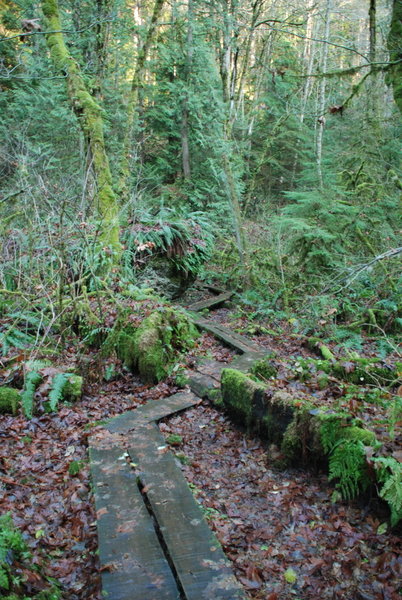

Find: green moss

[251,357,278,381]
[342,426,379,447]
[295,357,401,386]
[221,368,265,428]
[166,434,183,446]
[208,388,224,408]
[119,307,198,383]
[63,375,83,402]
[0,387,19,415]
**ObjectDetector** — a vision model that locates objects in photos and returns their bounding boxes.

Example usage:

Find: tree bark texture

[387,0,402,113]
[41,0,120,254]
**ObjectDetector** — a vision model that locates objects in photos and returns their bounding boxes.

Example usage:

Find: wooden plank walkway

[193,317,262,354]
[186,291,233,312]
[89,389,246,600]
[106,391,200,434]
[127,423,244,599]
[89,442,179,600]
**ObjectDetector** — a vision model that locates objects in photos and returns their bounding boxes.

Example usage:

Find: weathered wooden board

[186,291,233,312]
[231,351,268,372]
[106,391,200,434]
[89,442,180,600]
[187,371,220,399]
[193,318,261,353]
[128,423,245,600]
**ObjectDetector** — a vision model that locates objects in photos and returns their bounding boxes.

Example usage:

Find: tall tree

[316,0,332,190]
[41,0,121,255]
[387,0,402,113]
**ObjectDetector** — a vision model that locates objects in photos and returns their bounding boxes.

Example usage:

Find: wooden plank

[187,371,220,399]
[128,423,246,600]
[186,291,233,312]
[194,318,261,353]
[89,442,179,600]
[106,391,200,434]
[231,351,268,372]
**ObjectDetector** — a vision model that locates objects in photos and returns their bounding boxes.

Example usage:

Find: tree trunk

[180,0,194,180]
[387,0,402,113]
[41,0,120,255]
[118,0,165,199]
[368,0,379,119]
[316,0,332,191]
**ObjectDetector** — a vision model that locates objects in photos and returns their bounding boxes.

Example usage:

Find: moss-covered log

[220,367,400,520]
[41,0,121,255]
[294,357,401,386]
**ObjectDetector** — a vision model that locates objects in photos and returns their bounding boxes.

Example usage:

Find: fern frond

[21,371,42,419]
[373,457,402,526]
[328,439,368,500]
[48,373,69,412]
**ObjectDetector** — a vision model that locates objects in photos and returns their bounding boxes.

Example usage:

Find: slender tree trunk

[368,0,379,119]
[41,0,120,255]
[180,0,193,180]
[118,0,165,199]
[316,0,332,191]
[93,0,113,98]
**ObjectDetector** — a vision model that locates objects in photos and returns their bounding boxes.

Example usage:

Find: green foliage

[122,207,214,279]
[388,396,402,440]
[48,373,70,412]
[21,370,42,419]
[68,460,85,476]
[0,387,20,415]
[328,439,369,501]
[372,457,402,526]
[0,514,61,599]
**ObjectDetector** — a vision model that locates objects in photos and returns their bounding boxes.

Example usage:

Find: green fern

[21,371,42,419]
[373,457,402,526]
[48,373,70,412]
[328,439,369,500]
[319,413,349,454]
[388,396,402,440]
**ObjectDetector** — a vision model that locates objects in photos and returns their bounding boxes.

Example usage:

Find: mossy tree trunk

[387,0,402,114]
[41,0,121,257]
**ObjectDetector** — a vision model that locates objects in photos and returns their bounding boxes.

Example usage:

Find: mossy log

[117,307,198,383]
[220,368,379,463]
[295,357,401,386]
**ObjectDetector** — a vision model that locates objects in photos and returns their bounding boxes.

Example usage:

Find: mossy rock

[208,388,224,408]
[0,387,20,415]
[117,307,198,383]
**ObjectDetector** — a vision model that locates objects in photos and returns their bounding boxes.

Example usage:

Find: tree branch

[0,18,115,43]
[333,247,402,292]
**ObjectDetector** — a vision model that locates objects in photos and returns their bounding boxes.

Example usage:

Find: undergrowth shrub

[121,207,214,280]
[372,457,402,526]
[0,513,60,599]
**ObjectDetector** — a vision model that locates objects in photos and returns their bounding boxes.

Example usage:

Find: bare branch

[259,25,370,61]
[333,247,402,293]
[0,18,115,43]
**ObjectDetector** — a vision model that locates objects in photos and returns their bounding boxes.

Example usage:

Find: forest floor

[0,301,401,599]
